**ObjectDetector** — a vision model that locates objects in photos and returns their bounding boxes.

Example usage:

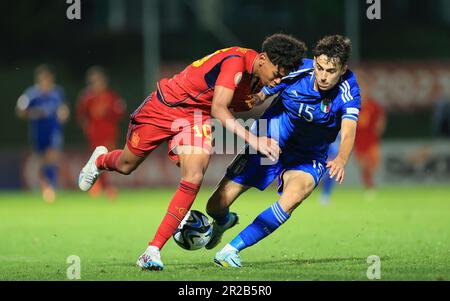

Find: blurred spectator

[354,73,386,200]
[16,65,70,203]
[431,92,450,138]
[76,66,126,199]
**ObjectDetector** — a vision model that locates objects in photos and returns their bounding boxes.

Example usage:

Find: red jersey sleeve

[215,56,245,90]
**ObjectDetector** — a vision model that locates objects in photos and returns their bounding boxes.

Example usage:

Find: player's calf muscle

[207,178,246,214]
[181,170,205,185]
[206,188,230,215]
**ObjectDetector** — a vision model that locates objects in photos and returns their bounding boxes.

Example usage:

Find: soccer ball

[172,210,212,250]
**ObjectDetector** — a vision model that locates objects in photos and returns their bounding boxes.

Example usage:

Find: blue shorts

[226,147,326,193]
[32,129,63,154]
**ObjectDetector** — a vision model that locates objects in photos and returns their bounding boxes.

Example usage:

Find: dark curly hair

[262,33,307,74]
[312,35,352,67]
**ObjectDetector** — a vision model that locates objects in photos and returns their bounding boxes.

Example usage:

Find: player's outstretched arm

[211,85,280,162]
[327,119,357,184]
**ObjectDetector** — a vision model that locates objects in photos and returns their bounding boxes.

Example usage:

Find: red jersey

[77,89,126,148]
[355,98,385,151]
[132,47,261,123]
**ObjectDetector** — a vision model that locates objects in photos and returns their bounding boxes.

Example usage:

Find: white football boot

[78,146,108,192]
[214,244,242,268]
[136,246,164,271]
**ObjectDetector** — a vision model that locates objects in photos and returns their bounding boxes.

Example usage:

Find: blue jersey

[327,133,340,160]
[18,85,65,152]
[226,59,360,191]
[259,58,360,162]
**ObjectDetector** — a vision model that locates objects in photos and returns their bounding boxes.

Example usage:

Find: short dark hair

[262,33,307,73]
[313,35,352,67]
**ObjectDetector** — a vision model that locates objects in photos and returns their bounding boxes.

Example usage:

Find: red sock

[150,180,201,249]
[95,150,122,171]
[362,168,374,189]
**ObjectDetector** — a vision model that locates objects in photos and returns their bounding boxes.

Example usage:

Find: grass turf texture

[0,186,449,281]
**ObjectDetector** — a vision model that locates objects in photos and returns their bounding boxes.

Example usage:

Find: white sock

[222,243,238,253]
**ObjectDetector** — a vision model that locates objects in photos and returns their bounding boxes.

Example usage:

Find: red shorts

[354,143,380,169]
[126,92,213,162]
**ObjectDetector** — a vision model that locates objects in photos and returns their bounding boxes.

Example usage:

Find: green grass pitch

[0,186,449,281]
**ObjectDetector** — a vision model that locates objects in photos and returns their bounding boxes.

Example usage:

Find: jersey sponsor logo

[320,98,331,113]
[131,131,140,148]
[234,72,243,86]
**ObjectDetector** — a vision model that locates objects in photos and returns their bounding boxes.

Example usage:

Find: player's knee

[282,191,306,205]
[182,171,205,185]
[283,183,313,204]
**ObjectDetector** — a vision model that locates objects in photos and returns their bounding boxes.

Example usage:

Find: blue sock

[321,170,335,198]
[230,201,290,251]
[208,209,230,226]
[42,165,58,189]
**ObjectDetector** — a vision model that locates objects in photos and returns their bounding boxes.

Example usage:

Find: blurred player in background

[76,66,126,199]
[16,65,70,203]
[77,33,307,270]
[353,74,386,200]
[205,35,361,267]
[318,133,340,205]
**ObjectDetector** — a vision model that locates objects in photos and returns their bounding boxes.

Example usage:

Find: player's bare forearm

[337,119,357,165]
[214,106,246,137]
[253,90,267,106]
[327,120,356,183]
[211,86,255,144]
[212,85,281,161]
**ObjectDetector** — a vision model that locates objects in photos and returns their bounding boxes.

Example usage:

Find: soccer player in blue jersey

[16,65,70,203]
[204,35,361,267]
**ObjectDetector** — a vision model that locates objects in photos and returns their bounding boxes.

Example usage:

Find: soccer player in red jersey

[76,67,126,199]
[78,33,307,270]
[354,75,386,199]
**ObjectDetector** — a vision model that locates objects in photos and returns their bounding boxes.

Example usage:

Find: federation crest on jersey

[320,98,331,113]
[131,131,140,148]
